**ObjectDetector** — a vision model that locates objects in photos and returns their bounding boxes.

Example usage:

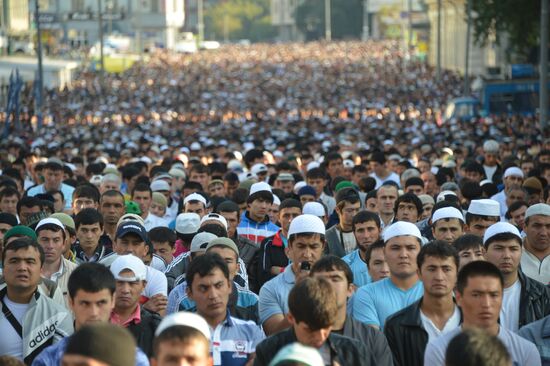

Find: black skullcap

[65,324,136,366]
[405,177,424,188]
[0,213,17,227]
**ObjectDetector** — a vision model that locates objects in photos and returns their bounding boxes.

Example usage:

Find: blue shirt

[342,249,371,287]
[27,183,75,211]
[351,277,423,330]
[31,335,150,366]
[258,264,295,324]
[519,315,550,365]
[211,311,265,366]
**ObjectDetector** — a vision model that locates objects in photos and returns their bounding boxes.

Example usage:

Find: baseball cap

[251,163,268,175]
[277,173,295,181]
[115,221,147,242]
[200,213,228,230]
[110,254,147,281]
[175,213,201,234]
[190,232,218,253]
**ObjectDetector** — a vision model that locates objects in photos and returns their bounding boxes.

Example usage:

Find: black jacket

[254,328,372,366]
[254,231,288,292]
[340,316,393,366]
[126,307,162,358]
[518,269,550,328]
[384,298,430,366]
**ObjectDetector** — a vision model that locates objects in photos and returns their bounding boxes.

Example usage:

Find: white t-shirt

[420,305,461,342]
[484,164,498,181]
[0,297,29,360]
[143,212,169,231]
[500,279,521,333]
[342,231,357,255]
[370,171,401,189]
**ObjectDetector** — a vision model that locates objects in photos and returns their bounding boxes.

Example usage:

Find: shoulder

[98,252,118,266]
[385,299,419,326]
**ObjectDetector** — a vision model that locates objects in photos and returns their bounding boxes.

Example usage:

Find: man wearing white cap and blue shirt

[431,207,465,244]
[237,182,280,245]
[352,221,423,330]
[491,166,524,218]
[35,217,78,306]
[465,199,501,238]
[259,214,326,336]
[483,222,550,332]
[521,203,550,284]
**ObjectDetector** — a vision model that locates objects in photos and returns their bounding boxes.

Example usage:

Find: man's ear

[347,283,356,298]
[286,312,296,326]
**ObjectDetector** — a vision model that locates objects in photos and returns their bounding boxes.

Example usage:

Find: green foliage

[295,0,363,41]
[470,0,541,58]
[204,0,277,42]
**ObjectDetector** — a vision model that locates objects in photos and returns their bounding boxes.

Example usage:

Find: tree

[470,0,542,60]
[204,0,277,42]
[295,0,363,41]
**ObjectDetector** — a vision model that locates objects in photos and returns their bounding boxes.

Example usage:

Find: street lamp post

[324,0,331,41]
[464,0,472,95]
[97,0,105,76]
[198,0,204,44]
[540,0,548,131]
[34,0,44,130]
[436,0,441,81]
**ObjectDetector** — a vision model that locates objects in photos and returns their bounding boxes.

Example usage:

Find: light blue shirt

[258,264,295,324]
[27,183,75,211]
[342,249,371,287]
[351,277,423,330]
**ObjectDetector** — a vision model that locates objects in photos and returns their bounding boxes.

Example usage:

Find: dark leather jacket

[254,328,373,366]
[384,298,431,366]
[126,307,161,358]
[519,269,550,328]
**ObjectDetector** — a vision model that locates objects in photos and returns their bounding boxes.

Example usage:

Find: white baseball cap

[110,254,147,281]
[175,213,201,235]
[190,232,218,253]
[200,213,228,230]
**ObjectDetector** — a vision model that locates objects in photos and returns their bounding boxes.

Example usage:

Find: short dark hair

[505,200,528,220]
[0,187,20,200]
[35,222,66,240]
[153,326,209,358]
[445,328,511,366]
[2,237,45,266]
[216,200,239,214]
[198,223,228,238]
[132,183,152,198]
[288,277,338,331]
[149,227,176,247]
[73,184,100,203]
[100,189,125,202]
[417,240,459,270]
[394,193,423,216]
[365,240,385,267]
[484,232,522,249]
[186,253,229,290]
[16,196,42,214]
[68,262,116,299]
[405,177,424,188]
[453,234,483,253]
[306,167,326,180]
[288,232,325,247]
[465,212,500,225]
[279,198,302,211]
[310,255,353,285]
[456,261,503,294]
[352,211,381,231]
[74,208,104,230]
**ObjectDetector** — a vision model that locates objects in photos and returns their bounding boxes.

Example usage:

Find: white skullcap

[306,161,320,171]
[436,190,458,203]
[503,167,524,179]
[269,343,324,366]
[288,214,326,237]
[150,179,171,192]
[175,213,201,234]
[467,199,500,217]
[273,195,281,206]
[483,222,521,245]
[249,182,272,196]
[303,202,326,217]
[36,217,65,231]
[155,312,211,340]
[431,207,464,223]
[383,221,422,242]
[293,181,307,194]
[343,159,355,168]
[525,203,550,219]
[183,193,207,206]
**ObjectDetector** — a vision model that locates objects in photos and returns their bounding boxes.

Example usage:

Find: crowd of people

[0,41,549,365]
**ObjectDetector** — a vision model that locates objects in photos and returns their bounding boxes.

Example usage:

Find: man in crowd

[0,238,73,363]
[27,158,74,212]
[132,183,166,230]
[364,240,390,282]
[384,241,460,366]
[377,183,399,228]
[452,234,485,270]
[71,185,100,216]
[394,193,423,224]
[491,167,524,217]
[370,151,400,188]
[326,187,361,257]
[74,208,111,263]
[464,199,501,238]
[99,190,126,247]
[521,203,550,284]
[0,187,19,216]
[186,253,264,366]
[431,207,465,244]
[483,222,550,331]
[352,221,424,330]
[342,211,381,287]
[423,261,540,366]
[237,182,279,245]
[306,167,336,216]
[259,214,326,335]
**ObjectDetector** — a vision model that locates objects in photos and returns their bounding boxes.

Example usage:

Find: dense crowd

[0,41,549,366]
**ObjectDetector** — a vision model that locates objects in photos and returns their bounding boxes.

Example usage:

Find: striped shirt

[237,211,279,245]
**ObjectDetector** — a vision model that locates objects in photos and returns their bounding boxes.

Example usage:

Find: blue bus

[444,79,550,122]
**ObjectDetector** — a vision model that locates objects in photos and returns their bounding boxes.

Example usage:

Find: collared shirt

[49,259,64,283]
[342,249,372,287]
[352,277,424,330]
[210,311,265,366]
[258,264,295,324]
[521,250,550,285]
[110,305,142,327]
[27,183,75,211]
